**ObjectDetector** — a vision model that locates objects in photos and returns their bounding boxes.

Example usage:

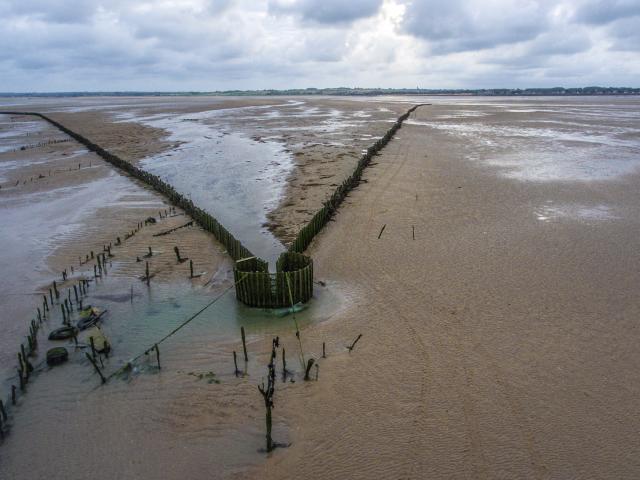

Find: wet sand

[247,99,640,479]
[2,97,640,479]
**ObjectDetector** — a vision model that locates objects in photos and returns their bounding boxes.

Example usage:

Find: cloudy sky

[1,0,639,91]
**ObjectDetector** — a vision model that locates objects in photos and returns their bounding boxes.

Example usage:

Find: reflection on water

[121,109,294,265]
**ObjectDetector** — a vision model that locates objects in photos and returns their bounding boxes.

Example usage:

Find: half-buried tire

[48,326,78,340]
[46,347,68,366]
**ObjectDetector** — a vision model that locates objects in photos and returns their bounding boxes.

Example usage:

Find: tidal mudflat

[1,96,639,479]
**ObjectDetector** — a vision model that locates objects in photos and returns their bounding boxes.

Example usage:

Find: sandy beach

[1,96,639,479]
[247,99,640,479]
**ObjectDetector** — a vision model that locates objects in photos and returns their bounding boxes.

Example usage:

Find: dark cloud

[573,0,640,25]
[268,0,383,24]
[401,0,551,54]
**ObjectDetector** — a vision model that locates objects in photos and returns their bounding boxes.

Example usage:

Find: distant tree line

[1,86,639,98]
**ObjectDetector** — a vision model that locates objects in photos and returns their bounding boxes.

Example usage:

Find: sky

[0,0,639,91]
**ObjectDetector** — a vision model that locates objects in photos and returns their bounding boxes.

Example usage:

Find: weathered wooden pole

[155,344,161,369]
[304,358,315,381]
[233,351,239,377]
[85,353,106,384]
[0,399,7,422]
[347,334,363,353]
[11,385,16,405]
[53,281,59,299]
[74,285,79,303]
[189,259,194,278]
[89,336,97,360]
[322,342,326,358]
[241,326,248,362]
[145,262,150,285]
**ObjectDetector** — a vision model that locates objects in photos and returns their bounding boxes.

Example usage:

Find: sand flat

[250,102,640,479]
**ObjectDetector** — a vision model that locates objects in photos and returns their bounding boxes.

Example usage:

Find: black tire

[48,326,78,340]
[46,347,68,366]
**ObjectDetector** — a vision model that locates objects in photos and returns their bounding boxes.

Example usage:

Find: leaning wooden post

[174,246,182,263]
[304,358,315,381]
[85,352,106,384]
[241,326,248,362]
[53,281,59,299]
[347,334,363,353]
[74,285,79,303]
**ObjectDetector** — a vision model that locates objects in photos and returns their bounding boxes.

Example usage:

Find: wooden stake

[85,352,106,384]
[241,326,248,362]
[11,385,16,405]
[304,358,315,381]
[377,224,387,239]
[347,334,363,353]
[233,350,239,377]
[322,342,326,358]
[155,344,161,369]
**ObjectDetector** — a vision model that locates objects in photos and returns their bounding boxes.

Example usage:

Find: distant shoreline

[1,86,639,98]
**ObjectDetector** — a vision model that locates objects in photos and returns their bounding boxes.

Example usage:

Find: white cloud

[0,0,638,91]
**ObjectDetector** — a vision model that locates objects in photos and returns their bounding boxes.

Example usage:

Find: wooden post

[49,288,53,305]
[61,303,66,324]
[18,368,24,391]
[155,344,161,369]
[11,385,16,405]
[85,352,106,384]
[347,334,363,353]
[145,262,150,285]
[282,347,287,378]
[0,399,7,421]
[322,342,326,358]
[412,225,415,240]
[174,246,181,262]
[74,285,79,303]
[378,224,387,239]
[233,350,239,377]
[304,358,315,381]
[90,336,97,360]
[53,281,59,299]
[241,326,248,362]
[189,259,194,278]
